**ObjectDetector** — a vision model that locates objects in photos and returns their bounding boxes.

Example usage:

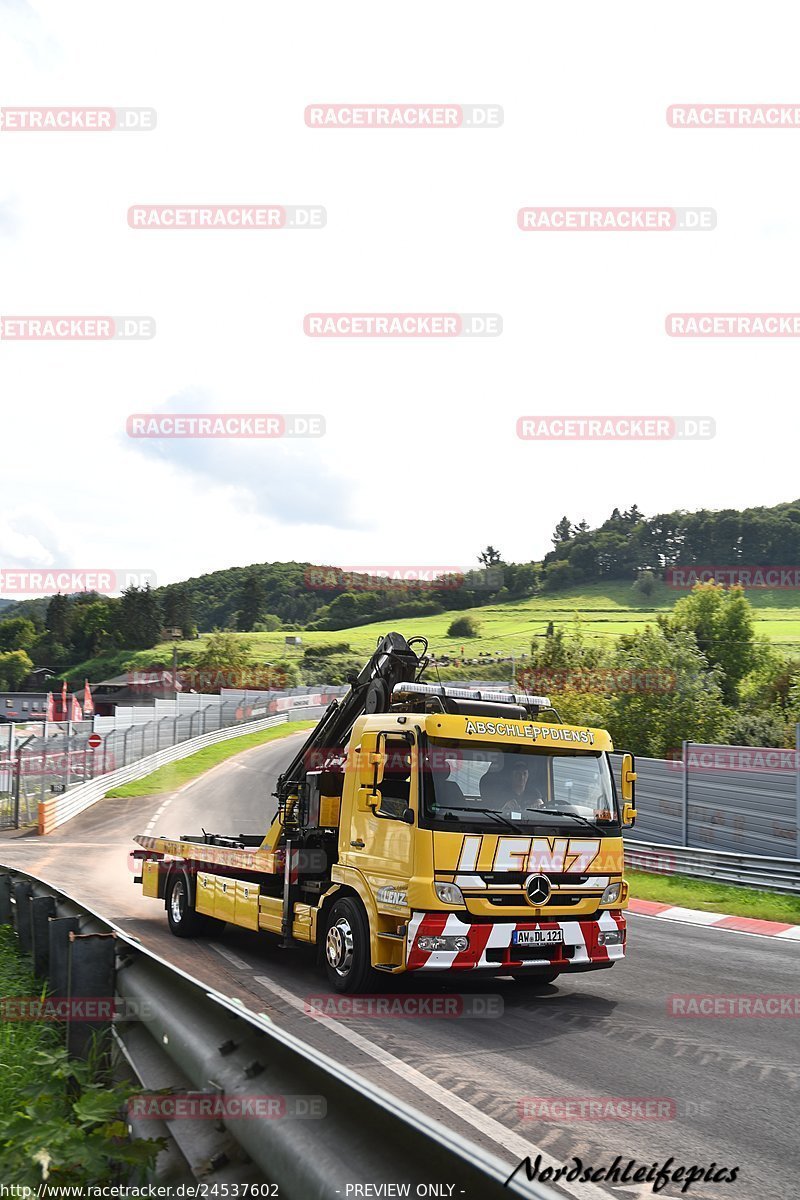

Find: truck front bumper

[406,910,626,971]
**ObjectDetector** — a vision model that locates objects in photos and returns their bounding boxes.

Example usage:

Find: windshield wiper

[524,808,612,833]
[434,804,520,833]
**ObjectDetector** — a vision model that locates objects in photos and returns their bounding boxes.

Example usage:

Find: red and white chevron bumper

[406,910,626,971]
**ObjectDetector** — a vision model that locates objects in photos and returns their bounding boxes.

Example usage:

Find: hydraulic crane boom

[273,631,428,821]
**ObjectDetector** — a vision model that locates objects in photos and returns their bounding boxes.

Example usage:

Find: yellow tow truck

[133,633,637,992]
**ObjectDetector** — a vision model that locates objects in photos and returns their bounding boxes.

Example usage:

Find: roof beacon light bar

[392,681,552,708]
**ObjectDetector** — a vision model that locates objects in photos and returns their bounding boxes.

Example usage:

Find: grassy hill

[64,580,800,682]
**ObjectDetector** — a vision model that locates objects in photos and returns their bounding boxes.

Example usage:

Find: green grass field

[104,719,315,798]
[627,870,800,924]
[160,581,800,661]
[67,580,800,682]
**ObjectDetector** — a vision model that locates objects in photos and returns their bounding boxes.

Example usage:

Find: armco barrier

[38,714,289,835]
[625,839,800,896]
[0,864,546,1198]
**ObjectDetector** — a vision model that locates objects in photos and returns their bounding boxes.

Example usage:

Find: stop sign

[87,733,102,750]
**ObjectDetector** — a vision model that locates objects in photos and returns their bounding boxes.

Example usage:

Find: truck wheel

[324,897,377,993]
[165,872,218,938]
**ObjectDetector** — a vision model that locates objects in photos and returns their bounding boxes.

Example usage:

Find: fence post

[65,720,72,791]
[173,715,178,748]
[13,752,21,829]
[796,724,800,859]
[122,727,130,768]
[39,738,46,811]
[682,739,690,847]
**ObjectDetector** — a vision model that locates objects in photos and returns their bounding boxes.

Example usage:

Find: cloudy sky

[1,1,799,591]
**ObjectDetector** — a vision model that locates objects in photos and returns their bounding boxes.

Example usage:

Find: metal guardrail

[0,864,548,1198]
[38,714,289,834]
[625,839,800,895]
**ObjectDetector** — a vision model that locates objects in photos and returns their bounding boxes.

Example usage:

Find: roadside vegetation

[0,926,161,1186]
[627,870,800,924]
[104,718,315,798]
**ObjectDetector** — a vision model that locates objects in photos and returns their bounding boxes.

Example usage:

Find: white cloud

[0,1,797,584]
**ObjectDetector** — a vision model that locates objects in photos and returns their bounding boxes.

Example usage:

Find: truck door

[342,732,415,885]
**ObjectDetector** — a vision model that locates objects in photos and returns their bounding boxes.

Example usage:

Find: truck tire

[323,897,378,993]
[165,872,220,938]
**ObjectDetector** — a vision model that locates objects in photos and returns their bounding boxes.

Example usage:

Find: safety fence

[624,839,800,896]
[611,739,800,860]
[0,688,344,830]
[38,714,289,835]
[0,864,542,1198]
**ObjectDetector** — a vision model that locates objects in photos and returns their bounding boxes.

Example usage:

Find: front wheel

[323,897,378,993]
[165,872,221,937]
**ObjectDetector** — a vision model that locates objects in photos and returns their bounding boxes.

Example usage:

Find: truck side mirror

[355,734,386,791]
[621,753,637,826]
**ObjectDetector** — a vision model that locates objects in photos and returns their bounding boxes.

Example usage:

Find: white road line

[208,943,253,970]
[776,927,800,940]
[253,975,614,1200]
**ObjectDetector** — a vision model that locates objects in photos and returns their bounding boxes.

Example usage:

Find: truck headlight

[434,882,465,906]
[418,935,470,952]
[598,930,625,946]
[601,883,622,905]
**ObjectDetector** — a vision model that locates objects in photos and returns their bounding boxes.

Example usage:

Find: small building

[91,671,179,717]
[0,692,49,722]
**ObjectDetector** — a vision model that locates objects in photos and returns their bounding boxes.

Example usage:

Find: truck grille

[487,893,589,907]
[485,944,577,963]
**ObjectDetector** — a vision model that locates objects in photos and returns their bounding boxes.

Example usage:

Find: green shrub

[447,615,480,638]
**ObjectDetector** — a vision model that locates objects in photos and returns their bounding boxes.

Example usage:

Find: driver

[499,762,547,814]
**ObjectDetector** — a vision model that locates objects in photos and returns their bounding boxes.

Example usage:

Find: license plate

[512,928,563,946]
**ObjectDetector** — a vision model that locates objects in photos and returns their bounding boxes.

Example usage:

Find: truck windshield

[421,739,620,833]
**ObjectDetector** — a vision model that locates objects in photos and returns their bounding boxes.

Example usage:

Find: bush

[724,709,788,748]
[634,571,657,598]
[252,615,281,632]
[447,615,480,638]
[302,642,351,659]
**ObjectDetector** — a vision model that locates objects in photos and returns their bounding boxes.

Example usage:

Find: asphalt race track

[2,732,797,1200]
